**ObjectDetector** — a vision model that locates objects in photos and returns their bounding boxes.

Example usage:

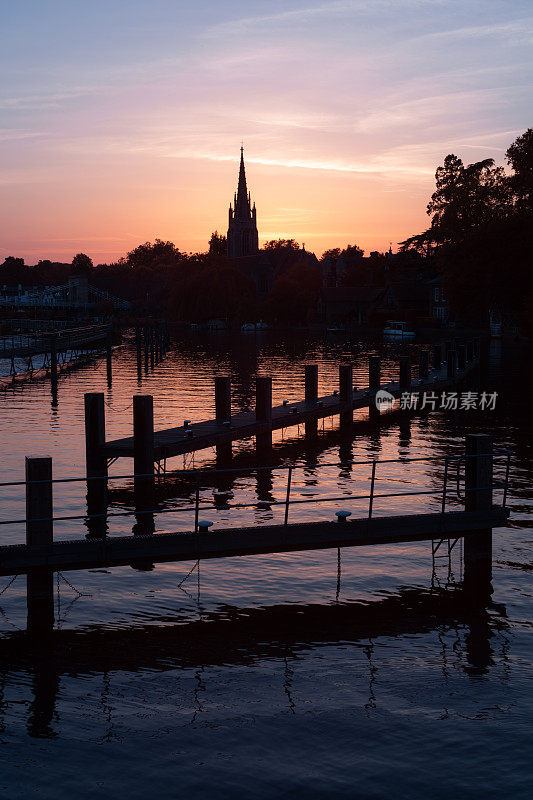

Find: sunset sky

[1,0,532,264]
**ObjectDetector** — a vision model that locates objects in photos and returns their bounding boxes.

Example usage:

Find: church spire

[227,145,259,258]
[235,145,251,220]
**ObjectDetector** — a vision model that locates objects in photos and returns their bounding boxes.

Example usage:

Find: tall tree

[506,128,533,211]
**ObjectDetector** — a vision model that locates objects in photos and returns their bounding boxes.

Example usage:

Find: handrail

[0,450,514,488]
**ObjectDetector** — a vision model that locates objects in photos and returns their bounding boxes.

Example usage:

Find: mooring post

[447,350,457,379]
[256,376,273,453]
[106,330,113,387]
[399,356,411,390]
[457,344,466,372]
[369,356,381,423]
[305,364,319,437]
[215,376,232,463]
[50,333,58,384]
[143,324,149,373]
[133,395,155,532]
[84,392,108,538]
[25,456,54,634]
[432,344,442,373]
[153,322,159,363]
[463,433,493,598]
[339,365,353,428]
[150,324,155,370]
[418,349,429,380]
[135,325,142,377]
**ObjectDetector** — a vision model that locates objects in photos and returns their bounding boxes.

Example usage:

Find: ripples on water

[0,332,532,798]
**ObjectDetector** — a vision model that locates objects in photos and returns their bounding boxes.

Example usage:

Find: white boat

[383,321,415,338]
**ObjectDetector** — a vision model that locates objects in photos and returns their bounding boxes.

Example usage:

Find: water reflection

[0,587,509,740]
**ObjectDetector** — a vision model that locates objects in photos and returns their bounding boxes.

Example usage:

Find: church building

[227,147,259,258]
[224,146,320,299]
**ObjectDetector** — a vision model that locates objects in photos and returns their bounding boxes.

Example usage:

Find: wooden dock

[0,432,511,633]
[97,341,479,467]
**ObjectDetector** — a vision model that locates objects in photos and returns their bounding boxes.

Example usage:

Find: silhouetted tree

[263,239,301,252]
[209,231,227,257]
[506,128,533,211]
[71,253,93,275]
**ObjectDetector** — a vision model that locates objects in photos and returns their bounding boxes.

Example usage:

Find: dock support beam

[215,376,232,463]
[135,325,142,378]
[418,350,429,380]
[339,365,353,429]
[447,350,457,379]
[256,376,273,453]
[84,393,108,538]
[457,344,466,372]
[369,356,381,423]
[133,395,155,533]
[432,344,442,373]
[463,434,493,599]
[305,365,318,438]
[399,356,411,390]
[106,331,113,387]
[50,333,58,385]
[26,457,54,634]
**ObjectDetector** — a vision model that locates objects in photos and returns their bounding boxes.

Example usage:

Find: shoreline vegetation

[1,129,532,336]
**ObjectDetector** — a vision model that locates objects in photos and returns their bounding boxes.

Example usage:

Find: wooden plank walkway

[104,359,477,461]
[0,508,508,576]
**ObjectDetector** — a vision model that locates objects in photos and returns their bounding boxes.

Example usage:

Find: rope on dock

[104,399,134,413]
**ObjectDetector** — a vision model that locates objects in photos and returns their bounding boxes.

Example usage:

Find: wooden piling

[305,364,319,437]
[215,376,232,462]
[25,457,54,633]
[457,344,466,372]
[135,325,142,377]
[84,393,108,538]
[50,333,58,384]
[339,365,353,428]
[133,395,155,531]
[106,331,113,386]
[463,434,493,598]
[256,376,273,452]
[447,350,457,379]
[418,350,429,380]
[399,356,411,390]
[369,356,381,423]
[432,344,442,372]
[150,325,155,370]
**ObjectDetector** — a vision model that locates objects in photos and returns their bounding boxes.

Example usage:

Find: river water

[0,331,531,799]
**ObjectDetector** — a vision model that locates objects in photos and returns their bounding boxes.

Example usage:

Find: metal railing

[0,450,513,538]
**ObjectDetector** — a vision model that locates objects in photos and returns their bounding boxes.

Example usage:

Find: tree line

[1,129,531,330]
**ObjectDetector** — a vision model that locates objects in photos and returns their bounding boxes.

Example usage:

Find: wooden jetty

[95,340,480,472]
[0,431,511,634]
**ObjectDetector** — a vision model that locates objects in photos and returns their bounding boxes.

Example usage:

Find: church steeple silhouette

[227,146,259,258]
